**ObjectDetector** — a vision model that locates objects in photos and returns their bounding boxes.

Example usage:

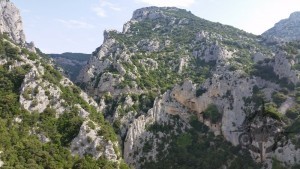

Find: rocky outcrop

[137,39,160,52]
[124,91,190,168]
[0,151,3,167]
[15,51,119,162]
[273,52,300,85]
[193,41,233,62]
[71,120,118,161]
[263,11,300,41]
[0,0,25,44]
[131,7,177,22]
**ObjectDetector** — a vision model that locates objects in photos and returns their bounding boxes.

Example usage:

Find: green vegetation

[203,104,222,123]
[0,65,119,169]
[272,158,286,169]
[176,133,192,148]
[280,41,300,55]
[42,63,63,84]
[251,59,294,90]
[0,32,126,168]
[272,91,287,105]
[21,48,38,61]
[264,103,283,121]
[286,105,300,119]
[142,116,260,169]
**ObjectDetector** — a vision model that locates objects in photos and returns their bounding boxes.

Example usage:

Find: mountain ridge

[76,6,300,169]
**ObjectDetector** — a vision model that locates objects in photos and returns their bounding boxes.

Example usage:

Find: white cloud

[137,0,195,7]
[56,19,95,29]
[92,1,121,17]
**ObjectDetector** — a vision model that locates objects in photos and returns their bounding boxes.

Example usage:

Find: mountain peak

[0,0,25,44]
[289,11,300,20]
[131,6,192,21]
[263,11,300,41]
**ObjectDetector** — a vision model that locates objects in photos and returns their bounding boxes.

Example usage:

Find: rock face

[263,11,300,41]
[0,151,3,168]
[70,120,118,161]
[0,0,25,44]
[17,54,119,162]
[273,52,300,85]
[124,91,190,167]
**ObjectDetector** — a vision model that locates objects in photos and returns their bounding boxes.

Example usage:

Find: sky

[12,0,300,54]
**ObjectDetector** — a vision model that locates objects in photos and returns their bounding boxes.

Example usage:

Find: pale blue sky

[13,0,300,54]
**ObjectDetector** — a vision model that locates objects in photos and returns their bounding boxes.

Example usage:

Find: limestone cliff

[0,0,25,44]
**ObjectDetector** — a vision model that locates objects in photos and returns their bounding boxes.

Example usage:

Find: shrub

[23,87,33,100]
[264,103,283,121]
[87,136,93,143]
[196,87,207,97]
[272,92,287,106]
[31,99,38,107]
[33,87,39,95]
[176,133,192,148]
[286,107,299,120]
[203,104,222,123]
[87,121,96,130]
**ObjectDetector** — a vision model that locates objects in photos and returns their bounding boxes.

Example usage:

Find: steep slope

[263,12,300,41]
[49,52,90,81]
[77,7,300,169]
[0,1,128,168]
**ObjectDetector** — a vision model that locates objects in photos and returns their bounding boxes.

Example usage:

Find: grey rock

[0,0,25,44]
[273,52,300,85]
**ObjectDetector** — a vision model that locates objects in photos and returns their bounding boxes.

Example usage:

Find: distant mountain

[263,12,300,41]
[49,52,90,81]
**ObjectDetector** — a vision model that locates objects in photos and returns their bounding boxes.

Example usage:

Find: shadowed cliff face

[49,53,90,82]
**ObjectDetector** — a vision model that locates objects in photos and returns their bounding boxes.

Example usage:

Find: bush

[23,87,33,100]
[31,99,38,107]
[87,121,96,130]
[272,92,287,106]
[286,107,299,120]
[57,110,84,146]
[189,115,209,132]
[196,87,207,97]
[264,103,283,121]
[33,87,39,95]
[203,104,222,123]
[176,133,192,148]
